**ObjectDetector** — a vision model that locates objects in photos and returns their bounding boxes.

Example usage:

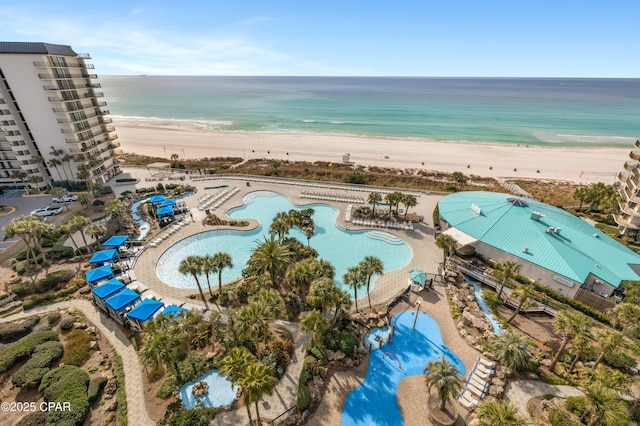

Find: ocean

[100,76,640,147]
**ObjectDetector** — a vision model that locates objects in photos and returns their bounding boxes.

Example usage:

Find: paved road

[0,300,156,426]
[504,379,583,422]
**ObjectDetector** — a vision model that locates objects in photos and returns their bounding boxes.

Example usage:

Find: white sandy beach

[114,120,629,184]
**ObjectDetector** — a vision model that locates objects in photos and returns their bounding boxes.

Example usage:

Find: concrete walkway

[504,380,583,422]
[213,320,311,425]
[0,300,155,426]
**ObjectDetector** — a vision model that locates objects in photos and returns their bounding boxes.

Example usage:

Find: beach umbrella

[408,269,428,284]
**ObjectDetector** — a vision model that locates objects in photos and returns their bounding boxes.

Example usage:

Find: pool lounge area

[341,309,465,426]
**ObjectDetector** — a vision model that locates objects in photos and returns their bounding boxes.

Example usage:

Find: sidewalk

[504,380,583,421]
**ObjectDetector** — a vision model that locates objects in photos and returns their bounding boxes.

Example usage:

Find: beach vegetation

[490,329,533,372]
[12,340,64,388]
[0,316,40,342]
[39,364,91,425]
[475,400,528,426]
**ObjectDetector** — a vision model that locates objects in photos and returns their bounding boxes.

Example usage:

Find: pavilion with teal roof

[437,191,640,298]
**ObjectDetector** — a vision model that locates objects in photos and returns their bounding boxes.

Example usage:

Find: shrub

[99,186,113,195]
[176,352,207,383]
[604,351,637,370]
[12,340,64,388]
[60,318,75,332]
[11,282,32,297]
[565,396,588,417]
[15,411,49,426]
[0,330,58,373]
[87,376,107,403]
[39,365,90,426]
[548,407,579,426]
[158,406,217,426]
[325,331,359,355]
[46,245,75,261]
[297,369,311,412]
[60,328,93,367]
[0,316,40,343]
[304,356,326,378]
[114,352,127,425]
[156,374,178,399]
[92,199,105,206]
[306,343,328,363]
[47,312,61,327]
[34,270,74,293]
[15,248,41,262]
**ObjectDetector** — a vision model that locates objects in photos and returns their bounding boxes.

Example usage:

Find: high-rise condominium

[0,41,121,192]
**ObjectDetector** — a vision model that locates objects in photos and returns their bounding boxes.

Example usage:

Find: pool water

[157,191,412,297]
[179,369,237,409]
[130,199,151,240]
[341,310,465,426]
[465,276,503,334]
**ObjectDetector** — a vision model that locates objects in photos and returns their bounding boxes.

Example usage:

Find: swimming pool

[341,310,465,426]
[156,191,412,297]
[179,369,237,409]
[465,276,503,334]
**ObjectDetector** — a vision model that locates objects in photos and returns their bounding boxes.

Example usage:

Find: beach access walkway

[504,380,583,422]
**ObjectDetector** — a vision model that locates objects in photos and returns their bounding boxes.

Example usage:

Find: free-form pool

[342,310,465,426]
[157,191,412,297]
[179,369,237,409]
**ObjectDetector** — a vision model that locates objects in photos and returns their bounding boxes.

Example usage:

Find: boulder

[462,310,490,331]
[491,378,506,388]
[488,385,504,397]
[192,380,209,397]
[73,322,87,330]
[103,379,117,399]
[86,326,97,336]
[89,340,99,350]
[335,351,346,361]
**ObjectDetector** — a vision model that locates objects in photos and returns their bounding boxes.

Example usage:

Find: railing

[269,405,297,425]
[630,151,640,161]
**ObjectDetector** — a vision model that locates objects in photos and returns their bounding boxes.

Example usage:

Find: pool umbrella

[102,235,130,248]
[409,269,428,284]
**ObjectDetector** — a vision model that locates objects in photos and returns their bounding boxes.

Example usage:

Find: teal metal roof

[438,191,640,287]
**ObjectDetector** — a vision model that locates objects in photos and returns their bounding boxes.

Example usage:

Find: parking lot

[0,192,78,251]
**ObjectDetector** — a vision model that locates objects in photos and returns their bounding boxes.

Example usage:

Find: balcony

[636,140,640,149]
[38,73,98,80]
[84,91,104,99]
[77,53,91,59]
[33,61,94,69]
[47,96,64,103]
[619,201,637,216]
[614,214,640,230]
[624,161,639,172]
[630,151,640,161]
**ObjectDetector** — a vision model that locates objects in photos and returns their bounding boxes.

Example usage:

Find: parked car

[52,194,78,203]
[30,206,64,216]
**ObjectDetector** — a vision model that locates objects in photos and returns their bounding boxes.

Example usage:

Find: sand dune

[114,119,628,184]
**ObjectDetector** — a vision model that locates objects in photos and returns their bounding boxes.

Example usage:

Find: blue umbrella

[409,269,428,284]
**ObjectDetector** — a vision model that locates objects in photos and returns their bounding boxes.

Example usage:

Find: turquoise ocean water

[101,76,640,147]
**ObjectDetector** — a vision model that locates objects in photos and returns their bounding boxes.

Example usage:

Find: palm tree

[592,329,625,370]
[402,194,417,217]
[250,288,284,321]
[611,302,640,336]
[4,215,53,266]
[368,191,382,218]
[85,224,106,249]
[300,310,329,345]
[343,266,365,312]
[491,329,532,372]
[47,158,64,183]
[140,323,182,374]
[239,362,276,426]
[106,199,126,230]
[174,310,203,362]
[249,235,292,288]
[549,310,591,372]
[358,256,384,310]
[497,260,521,299]
[507,283,536,323]
[567,334,592,373]
[237,302,271,357]
[78,193,91,209]
[423,355,463,411]
[67,216,91,253]
[580,382,627,426]
[307,277,340,316]
[435,234,457,265]
[61,153,75,186]
[475,400,528,426]
[58,223,81,255]
[201,254,217,297]
[212,252,233,293]
[219,347,256,424]
[178,256,210,310]
[384,192,402,216]
[574,186,590,211]
[269,213,291,240]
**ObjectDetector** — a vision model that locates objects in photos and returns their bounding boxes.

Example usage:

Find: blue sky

[1,0,638,77]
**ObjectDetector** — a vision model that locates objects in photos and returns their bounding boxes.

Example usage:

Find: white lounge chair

[477,356,497,369]
[457,390,479,410]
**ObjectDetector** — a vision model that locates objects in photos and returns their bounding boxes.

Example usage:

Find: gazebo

[89,249,119,266]
[105,288,141,324]
[91,279,125,312]
[127,298,164,331]
[85,265,114,288]
[149,194,166,204]
[160,199,176,208]
[102,235,130,249]
[156,206,174,217]
[162,305,187,318]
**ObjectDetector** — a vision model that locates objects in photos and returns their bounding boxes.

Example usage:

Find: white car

[30,206,64,216]
[52,194,78,203]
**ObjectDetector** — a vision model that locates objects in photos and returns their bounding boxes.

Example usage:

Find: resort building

[614,140,640,235]
[0,42,121,191]
[437,191,640,299]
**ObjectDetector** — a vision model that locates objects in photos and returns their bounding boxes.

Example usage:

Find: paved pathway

[504,380,583,422]
[0,300,155,426]
[213,320,311,425]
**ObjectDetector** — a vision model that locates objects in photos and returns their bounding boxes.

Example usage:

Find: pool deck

[118,167,481,424]
[128,169,444,312]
